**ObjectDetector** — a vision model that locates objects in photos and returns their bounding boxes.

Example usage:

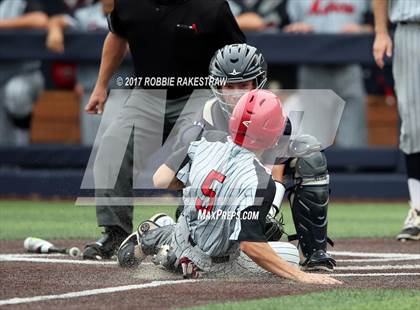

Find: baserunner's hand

[297,272,343,285]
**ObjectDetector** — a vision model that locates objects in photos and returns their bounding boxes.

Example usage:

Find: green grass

[0,201,174,240]
[184,289,420,310]
[0,201,410,240]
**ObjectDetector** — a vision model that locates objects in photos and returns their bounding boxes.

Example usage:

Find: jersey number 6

[195,170,226,214]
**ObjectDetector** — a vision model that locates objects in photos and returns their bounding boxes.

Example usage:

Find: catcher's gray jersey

[176,136,275,258]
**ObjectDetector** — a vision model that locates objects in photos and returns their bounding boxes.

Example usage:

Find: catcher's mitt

[265,214,284,241]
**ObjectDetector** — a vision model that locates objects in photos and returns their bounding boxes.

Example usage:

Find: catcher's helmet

[229,89,286,150]
[209,44,267,115]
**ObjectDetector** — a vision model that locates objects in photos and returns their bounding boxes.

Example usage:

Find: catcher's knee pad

[289,152,331,259]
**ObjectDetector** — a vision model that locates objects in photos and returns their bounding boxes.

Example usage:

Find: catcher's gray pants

[393,23,420,154]
[93,89,208,234]
[298,64,367,148]
[0,70,44,146]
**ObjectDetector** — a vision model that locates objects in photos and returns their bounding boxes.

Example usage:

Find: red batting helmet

[229,89,286,150]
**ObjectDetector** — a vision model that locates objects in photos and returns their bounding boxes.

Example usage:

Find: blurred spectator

[284,0,373,148]
[47,0,107,54]
[228,0,289,31]
[227,0,297,89]
[42,0,95,17]
[46,0,132,145]
[0,0,48,146]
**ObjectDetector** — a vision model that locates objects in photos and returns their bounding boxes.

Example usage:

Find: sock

[405,153,420,211]
[408,179,420,212]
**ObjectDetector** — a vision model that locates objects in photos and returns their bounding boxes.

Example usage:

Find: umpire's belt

[188,235,230,264]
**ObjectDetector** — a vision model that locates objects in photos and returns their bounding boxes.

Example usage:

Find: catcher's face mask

[216,80,256,115]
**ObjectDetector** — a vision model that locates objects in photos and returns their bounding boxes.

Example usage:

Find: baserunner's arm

[240,241,342,285]
[153,164,185,190]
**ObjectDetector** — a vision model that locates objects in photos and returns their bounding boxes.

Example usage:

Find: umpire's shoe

[301,250,336,272]
[83,226,128,260]
[397,206,420,241]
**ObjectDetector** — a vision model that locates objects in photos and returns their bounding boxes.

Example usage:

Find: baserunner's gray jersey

[176,136,276,258]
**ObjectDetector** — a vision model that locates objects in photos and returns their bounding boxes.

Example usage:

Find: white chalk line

[335,264,420,271]
[333,272,420,278]
[0,253,64,257]
[2,250,420,267]
[0,255,153,266]
[337,257,420,263]
[3,256,419,271]
[0,279,200,306]
[329,251,420,258]
[0,256,115,265]
[1,250,419,306]
[3,251,419,259]
[0,273,417,306]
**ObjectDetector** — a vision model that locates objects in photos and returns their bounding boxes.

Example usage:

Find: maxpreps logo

[197,209,259,221]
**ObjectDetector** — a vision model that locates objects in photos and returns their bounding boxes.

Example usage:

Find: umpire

[373,0,420,241]
[82,0,245,260]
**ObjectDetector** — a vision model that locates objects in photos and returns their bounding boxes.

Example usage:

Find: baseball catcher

[117,89,341,285]
[164,44,336,271]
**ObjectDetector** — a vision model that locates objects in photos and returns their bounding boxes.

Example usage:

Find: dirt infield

[0,238,419,309]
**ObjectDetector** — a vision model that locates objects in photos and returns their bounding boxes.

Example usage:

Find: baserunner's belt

[188,235,231,264]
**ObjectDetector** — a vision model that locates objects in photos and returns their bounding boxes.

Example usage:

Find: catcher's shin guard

[288,152,335,268]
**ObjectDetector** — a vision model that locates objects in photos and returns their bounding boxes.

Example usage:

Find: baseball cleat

[117,220,159,268]
[300,250,336,272]
[117,231,146,268]
[397,207,420,241]
[83,226,128,260]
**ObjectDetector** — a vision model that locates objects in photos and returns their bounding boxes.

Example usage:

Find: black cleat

[301,250,336,272]
[83,226,128,260]
[117,232,143,268]
[397,226,420,241]
[117,220,159,268]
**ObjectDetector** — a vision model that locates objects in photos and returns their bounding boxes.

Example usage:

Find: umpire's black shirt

[108,0,245,99]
